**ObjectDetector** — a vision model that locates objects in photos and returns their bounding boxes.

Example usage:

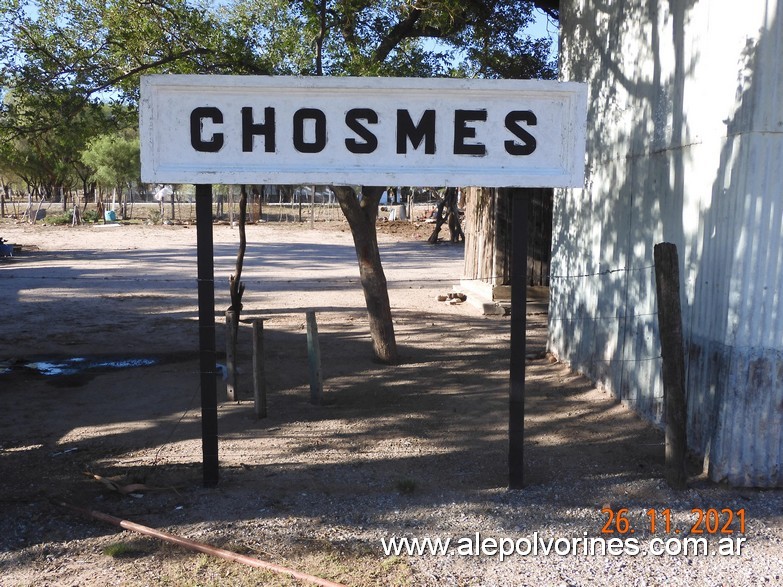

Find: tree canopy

[1,0,558,184]
[226,0,557,78]
[80,130,140,195]
[1,0,557,124]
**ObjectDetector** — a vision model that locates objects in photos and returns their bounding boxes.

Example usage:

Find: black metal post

[509,191,528,489]
[196,184,219,486]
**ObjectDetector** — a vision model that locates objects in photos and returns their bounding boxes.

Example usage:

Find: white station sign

[140,75,587,187]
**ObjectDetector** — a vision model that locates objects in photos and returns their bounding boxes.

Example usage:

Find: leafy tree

[0,0,269,136]
[228,0,556,79]
[0,86,125,215]
[81,130,141,213]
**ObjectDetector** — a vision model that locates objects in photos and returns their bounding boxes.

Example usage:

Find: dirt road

[1,219,781,586]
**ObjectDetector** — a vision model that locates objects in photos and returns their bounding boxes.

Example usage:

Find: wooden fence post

[253,319,267,419]
[654,242,688,490]
[306,311,323,405]
[225,309,238,402]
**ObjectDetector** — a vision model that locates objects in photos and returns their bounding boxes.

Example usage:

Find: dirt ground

[1,217,782,586]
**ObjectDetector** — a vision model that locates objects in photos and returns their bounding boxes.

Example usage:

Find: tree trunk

[333,185,399,364]
[427,188,455,244]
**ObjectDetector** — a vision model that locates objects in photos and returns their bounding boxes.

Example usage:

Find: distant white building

[549,0,783,486]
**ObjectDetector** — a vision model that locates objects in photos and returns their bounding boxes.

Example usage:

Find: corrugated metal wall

[550,0,783,486]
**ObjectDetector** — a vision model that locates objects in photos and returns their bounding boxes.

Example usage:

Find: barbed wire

[150,383,200,470]
[549,311,658,322]
[550,263,656,280]
[585,354,662,364]
[0,273,536,286]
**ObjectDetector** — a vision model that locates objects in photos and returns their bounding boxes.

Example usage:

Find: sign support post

[509,192,528,489]
[196,184,219,486]
[140,75,587,490]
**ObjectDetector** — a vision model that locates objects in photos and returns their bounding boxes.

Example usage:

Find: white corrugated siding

[551,0,783,486]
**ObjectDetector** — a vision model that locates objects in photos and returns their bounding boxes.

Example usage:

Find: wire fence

[548,263,664,368]
[1,190,445,225]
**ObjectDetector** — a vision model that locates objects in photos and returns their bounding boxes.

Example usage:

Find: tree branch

[373,7,424,63]
[532,0,559,21]
[89,47,214,95]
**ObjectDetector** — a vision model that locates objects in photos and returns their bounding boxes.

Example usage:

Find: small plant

[46,211,72,225]
[396,478,417,494]
[102,542,135,558]
[148,208,162,224]
[82,209,101,223]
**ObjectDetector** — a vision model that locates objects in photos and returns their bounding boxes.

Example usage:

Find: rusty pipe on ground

[59,502,347,587]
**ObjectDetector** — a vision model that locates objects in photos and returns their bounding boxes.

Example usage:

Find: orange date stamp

[601,507,746,535]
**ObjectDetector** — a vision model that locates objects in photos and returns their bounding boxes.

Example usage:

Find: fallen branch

[58,502,347,587]
[83,471,179,496]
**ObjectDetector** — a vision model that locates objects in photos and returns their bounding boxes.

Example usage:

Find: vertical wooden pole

[654,242,688,489]
[509,191,528,489]
[225,309,238,402]
[306,311,323,405]
[253,319,267,419]
[196,184,219,487]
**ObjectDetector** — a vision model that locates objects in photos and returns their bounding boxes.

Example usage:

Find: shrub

[82,209,101,223]
[46,211,73,225]
[148,208,162,224]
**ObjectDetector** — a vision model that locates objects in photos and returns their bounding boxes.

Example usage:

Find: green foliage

[0,0,269,109]
[147,207,162,225]
[45,210,73,225]
[81,131,140,192]
[2,0,555,116]
[0,87,122,197]
[102,542,136,558]
[229,0,556,79]
[82,209,101,223]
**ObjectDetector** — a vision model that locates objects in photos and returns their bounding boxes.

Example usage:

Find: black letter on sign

[345,108,378,154]
[242,107,276,152]
[190,107,224,152]
[454,109,487,156]
[397,109,436,154]
[505,111,537,156]
[293,108,327,153]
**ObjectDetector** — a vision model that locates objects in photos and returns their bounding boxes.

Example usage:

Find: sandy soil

[1,218,782,586]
